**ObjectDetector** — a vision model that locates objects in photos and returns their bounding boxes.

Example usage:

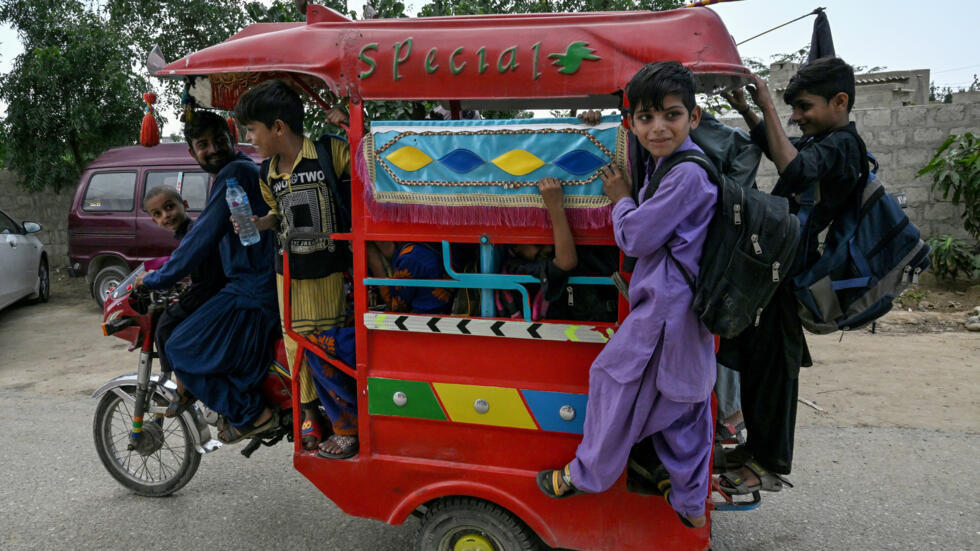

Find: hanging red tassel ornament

[225,111,240,143]
[140,92,160,147]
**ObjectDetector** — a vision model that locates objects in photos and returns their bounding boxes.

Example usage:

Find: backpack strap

[313,135,352,232]
[623,148,720,294]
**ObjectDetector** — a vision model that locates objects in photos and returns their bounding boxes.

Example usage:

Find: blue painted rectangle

[521,389,589,434]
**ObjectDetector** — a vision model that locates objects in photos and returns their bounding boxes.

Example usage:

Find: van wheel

[93,265,127,308]
[415,497,541,551]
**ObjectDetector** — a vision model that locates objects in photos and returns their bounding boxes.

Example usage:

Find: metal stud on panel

[473,398,490,414]
[559,405,576,421]
[393,391,408,407]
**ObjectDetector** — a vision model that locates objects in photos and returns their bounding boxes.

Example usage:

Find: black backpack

[794,132,931,333]
[625,137,800,338]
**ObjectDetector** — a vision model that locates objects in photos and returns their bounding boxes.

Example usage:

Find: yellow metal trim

[432,382,537,430]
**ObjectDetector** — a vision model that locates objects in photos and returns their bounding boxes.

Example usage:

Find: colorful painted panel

[368,377,447,421]
[431,382,538,430]
[360,116,627,229]
[521,389,589,434]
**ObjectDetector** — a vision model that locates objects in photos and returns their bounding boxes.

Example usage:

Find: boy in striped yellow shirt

[236,79,358,459]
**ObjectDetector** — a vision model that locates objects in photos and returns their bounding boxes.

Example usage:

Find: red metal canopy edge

[155,7,748,109]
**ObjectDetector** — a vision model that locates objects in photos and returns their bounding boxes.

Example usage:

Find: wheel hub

[451,532,495,551]
[129,418,165,456]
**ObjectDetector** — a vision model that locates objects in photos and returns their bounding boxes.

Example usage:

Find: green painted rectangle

[368,377,447,421]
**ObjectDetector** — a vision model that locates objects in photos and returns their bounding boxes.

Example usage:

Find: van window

[144,171,210,211]
[82,172,137,212]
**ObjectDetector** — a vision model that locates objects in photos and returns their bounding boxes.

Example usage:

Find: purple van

[68,142,261,306]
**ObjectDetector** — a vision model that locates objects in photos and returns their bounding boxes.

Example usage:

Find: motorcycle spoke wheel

[93,389,201,497]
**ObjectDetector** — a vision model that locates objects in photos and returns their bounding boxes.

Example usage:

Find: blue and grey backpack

[794,130,931,334]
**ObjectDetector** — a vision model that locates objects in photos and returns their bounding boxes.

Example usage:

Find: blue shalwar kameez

[142,153,280,428]
[569,138,717,518]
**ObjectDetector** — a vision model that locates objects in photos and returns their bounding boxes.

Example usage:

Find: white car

[0,207,49,310]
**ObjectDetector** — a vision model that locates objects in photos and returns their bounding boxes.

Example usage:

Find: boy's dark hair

[784,57,856,112]
[234,79,305,135]
[183,110,232,146]
[626,61,697,114]
[143,185,182,208]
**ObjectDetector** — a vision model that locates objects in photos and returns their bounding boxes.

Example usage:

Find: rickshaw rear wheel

[415,496,541,551]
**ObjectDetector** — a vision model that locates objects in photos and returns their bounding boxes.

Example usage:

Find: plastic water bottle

[225,177,260,246]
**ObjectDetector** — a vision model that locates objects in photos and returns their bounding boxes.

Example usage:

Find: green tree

[0,0,148,191]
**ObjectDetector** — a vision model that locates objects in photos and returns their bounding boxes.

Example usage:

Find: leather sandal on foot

[164,390,195,418]
[300,407,324,451]
[536,465,582,499]
[718,458,793,495]
[218,411,278,444]
[317,434,359,459]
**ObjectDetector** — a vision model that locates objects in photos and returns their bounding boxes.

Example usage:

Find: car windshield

[110,264,146,300]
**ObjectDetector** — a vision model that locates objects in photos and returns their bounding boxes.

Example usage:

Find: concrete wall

[0,170,75,269]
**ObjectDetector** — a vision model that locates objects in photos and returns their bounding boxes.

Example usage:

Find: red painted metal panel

[157,9,746,106]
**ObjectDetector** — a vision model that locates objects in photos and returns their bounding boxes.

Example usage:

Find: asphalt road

[1,389,976,550]
[0,282,977,550]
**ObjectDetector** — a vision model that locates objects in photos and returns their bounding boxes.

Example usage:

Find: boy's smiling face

[789,90,849,136]
[630,93,702,159]
[145,193,189,232]
[244,120,282,159]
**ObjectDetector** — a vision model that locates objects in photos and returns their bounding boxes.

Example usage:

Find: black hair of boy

[183,110,233,146]
[234,79,305,135]
[783,57,856,112]
[143,184,182,209]
[626,61,697,114]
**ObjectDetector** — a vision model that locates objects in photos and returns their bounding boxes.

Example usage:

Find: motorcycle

[91,260,293,496]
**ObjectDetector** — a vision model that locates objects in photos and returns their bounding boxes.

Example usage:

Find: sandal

[165,389,195,418]
[627,459,672,497]
[317,434,359,460]
[718,458,793,495]
[218,410,278,444]
[536,465,582,499]
[301,406,325,451]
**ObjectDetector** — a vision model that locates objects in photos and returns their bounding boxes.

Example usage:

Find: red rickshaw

[146,6,750,550]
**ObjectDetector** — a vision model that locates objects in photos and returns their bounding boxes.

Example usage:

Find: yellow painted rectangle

[432,383,538,430]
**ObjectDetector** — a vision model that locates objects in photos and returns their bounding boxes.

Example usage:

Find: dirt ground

[1,274,977,433]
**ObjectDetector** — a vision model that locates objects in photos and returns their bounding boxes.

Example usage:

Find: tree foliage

[0,0,148,191]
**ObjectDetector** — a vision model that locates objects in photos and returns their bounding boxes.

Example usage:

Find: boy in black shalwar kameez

[718,57,869,494]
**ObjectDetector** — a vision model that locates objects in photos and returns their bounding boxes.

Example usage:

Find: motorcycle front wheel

[93,388,201,497]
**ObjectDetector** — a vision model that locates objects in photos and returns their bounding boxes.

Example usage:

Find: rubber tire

[28,257,49,303]
[93,388,201,497]
[92,264,127,308]
[415,496,541,551]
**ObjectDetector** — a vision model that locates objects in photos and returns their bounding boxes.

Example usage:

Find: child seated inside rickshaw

[235,79,358,459]
[367,241,455,314]
[537,62,717,530]
[496,178,617,322]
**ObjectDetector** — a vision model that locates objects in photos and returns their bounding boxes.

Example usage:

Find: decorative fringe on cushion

[355,144,611,229]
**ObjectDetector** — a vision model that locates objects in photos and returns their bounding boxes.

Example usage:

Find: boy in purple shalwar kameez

[537,62,717,529]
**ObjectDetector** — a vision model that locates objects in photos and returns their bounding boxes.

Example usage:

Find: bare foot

[722,410,743,427]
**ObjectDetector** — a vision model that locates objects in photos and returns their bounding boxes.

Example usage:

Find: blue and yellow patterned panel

[365,116,627,213]
[521,389,589,434]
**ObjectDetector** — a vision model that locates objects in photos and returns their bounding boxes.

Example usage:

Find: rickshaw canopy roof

[154,7,749,110]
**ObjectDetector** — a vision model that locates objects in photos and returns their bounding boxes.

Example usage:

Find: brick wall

[0,170,75,269]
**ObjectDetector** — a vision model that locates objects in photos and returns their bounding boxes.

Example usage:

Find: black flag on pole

[806,7,836,63]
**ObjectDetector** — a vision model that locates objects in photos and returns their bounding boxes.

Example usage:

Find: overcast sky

[1,0,977,122]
